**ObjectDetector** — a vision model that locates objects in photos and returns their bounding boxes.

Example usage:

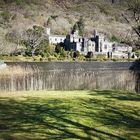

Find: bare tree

[24,25,45,56]
[122,0,140,38]
[121,0,140,49]
[0,47,4,53]
[0,42,6,54]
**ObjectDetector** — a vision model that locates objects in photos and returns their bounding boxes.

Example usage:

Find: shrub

[78,55,85,61]
[44,17,52,27]
[0,11,12,22]
[135,50,140,57]
[55,44,62,53]
[48,56,57,61]
[51,15,58,21]
[60,49,67,58]
[5,31,18,43]
[73,51,80,58]
[96,54,106,60]
[110,35,120,42]
[98,5,109,15]
[86,52,93,58]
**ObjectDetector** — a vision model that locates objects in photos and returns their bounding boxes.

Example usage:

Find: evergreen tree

[77,16,85,36]
[72,16,85,36]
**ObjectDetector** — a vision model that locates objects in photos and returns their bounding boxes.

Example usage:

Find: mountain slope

[0,0,134,53]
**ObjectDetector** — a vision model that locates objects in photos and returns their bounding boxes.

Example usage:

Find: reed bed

[0,65,40,75]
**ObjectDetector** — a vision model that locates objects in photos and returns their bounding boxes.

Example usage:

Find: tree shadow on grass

[84,90,140,136]
[87,90,140,124]
[88,90,140,101]
[81,98,140,128]
[0,92,140,140]
[0,96,128,140]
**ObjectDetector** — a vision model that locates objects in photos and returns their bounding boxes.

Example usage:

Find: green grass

[0,90,140,140]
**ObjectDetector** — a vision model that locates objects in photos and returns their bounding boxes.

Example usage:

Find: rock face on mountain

[0,0,136,52]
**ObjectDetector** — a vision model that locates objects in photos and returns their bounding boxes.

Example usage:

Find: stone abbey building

[46,28,132,58]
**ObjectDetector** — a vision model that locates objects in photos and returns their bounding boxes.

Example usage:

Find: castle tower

[94,33,105,52]
[93,30,98,38]
[98,35,104,52]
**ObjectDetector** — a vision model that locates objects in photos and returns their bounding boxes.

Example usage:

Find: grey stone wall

[0,62,140,92]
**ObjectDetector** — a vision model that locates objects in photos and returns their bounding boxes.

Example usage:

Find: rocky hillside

[0,0,136,53]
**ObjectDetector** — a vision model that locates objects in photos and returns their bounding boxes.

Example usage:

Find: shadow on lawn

[0,91,140,140]
[85,90,140,128]
[88,90,140,101]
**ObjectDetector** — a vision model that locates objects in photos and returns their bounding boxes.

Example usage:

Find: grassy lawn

[0,90,140,140]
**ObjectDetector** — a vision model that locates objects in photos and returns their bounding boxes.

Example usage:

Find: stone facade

[46,28,133,58]
[112,43,133,58]
[64,31,84,53]
[46,28,66,44]
[49,35,66,44]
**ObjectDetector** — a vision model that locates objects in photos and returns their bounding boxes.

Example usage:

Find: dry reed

[0,65,40,76]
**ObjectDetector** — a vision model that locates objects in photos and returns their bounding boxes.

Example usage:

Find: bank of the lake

[0,62,140,92]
